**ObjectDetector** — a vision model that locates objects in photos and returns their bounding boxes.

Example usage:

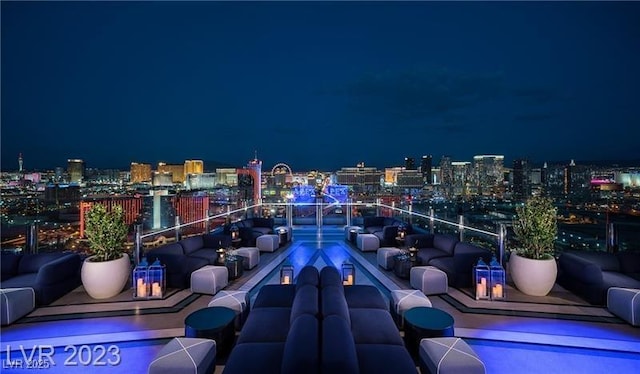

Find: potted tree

[509,195,558,296]
[81,204,131,299]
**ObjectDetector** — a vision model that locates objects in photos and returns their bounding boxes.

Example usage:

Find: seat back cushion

[297,266,320,288]
[291,284,319,323]
[18,253,66,275]
[433,234,459,256]
[1,252,21,280]
[179,236,204,255]
[321,315,359,374]
[282,314,319,374]
[320,266,343,288]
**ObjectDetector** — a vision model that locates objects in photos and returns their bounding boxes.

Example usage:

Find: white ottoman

[419,337,486,374]
[208,290,250,330]
[410,266,449,295]
[148,337,216,374]
[377,247,403,270]
[356,233,379,252]
[235,247,260,269]
[257,234,279,253]
[190,266,228,295]
[607,287,640,326]
[390,289,432,328]
[0,288,35,325]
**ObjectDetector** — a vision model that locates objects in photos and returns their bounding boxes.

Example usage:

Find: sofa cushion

[254,285,296,308]
[321,286,351,325]
[1,253,20,281]
[357,344,417,374]
[559,252,604,285]
[363,216,385,228]
[223,342,285,374]
[290,284,319,323]
[321,315,359,374]
[179,236,205,255]
[297,266,320,288]
[237,307,291,343]
[344,285,387,310]
[320,266,343,288]
[406,233,434,248]
[618,251,640,274]
[602,271,640,290]
[433,234,459,256]
[350,309,404,345]
[18,253,68,275]
[252,217,274,228]
[148,242,184,256]
[281,314,319,374]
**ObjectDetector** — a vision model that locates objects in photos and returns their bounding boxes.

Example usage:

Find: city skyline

[2,1,639,172]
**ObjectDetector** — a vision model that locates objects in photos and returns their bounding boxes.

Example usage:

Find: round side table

[184,306,236,356]
[403,306,455,356]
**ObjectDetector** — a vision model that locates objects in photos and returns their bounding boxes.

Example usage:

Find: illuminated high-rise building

[130,162,152,183]
[564,159,575,195]
[473,155,504,196]
[404,157,415,170]
[451,161,472,196]
[420,155,432,185]
[67,159,85,184]
[158,162,185,183]
[18,153,23,173]
[439,156,454,198]
[513,159,530,199]
[184,160,204,175]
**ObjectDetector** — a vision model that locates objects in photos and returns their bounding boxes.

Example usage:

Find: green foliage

[85,204,128,262]
[512,196,557,260]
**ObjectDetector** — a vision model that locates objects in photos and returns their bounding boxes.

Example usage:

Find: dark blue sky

[2,1,639,172]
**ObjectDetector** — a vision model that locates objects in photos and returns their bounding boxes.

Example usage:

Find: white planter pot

[509,252,557,296]
[81,253,131,299]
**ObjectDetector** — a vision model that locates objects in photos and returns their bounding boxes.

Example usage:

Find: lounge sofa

[557,250,640,305]
[405,233,493,288]
[145,233,231,289]
[362,216,411,247]
[1,252,82,305]
[223,265,416,374]
[223,217,275,247]
[223,266,320,374]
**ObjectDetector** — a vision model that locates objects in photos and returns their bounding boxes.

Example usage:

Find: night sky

[2,1,639,173]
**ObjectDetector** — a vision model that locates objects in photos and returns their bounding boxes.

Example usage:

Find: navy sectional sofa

[223,265,417,374]
[145,233,231,288]
[557,250,640,305]
[405,233,493,288]
[1,252,82,305]
[362,216,411,247]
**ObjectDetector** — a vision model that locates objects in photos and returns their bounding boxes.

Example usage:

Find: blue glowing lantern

[148,259,166,299]
[489,255,506,300]
[133,257,149,299]
[473,258,491,300]
[342,262,355,286]
[280,264,294,285]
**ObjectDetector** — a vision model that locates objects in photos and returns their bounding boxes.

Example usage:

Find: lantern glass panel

[280,265,294,285]
[473,258,490,300]
[133,258,149,299]
[342,263,355,286]
[148,260,165,298]
[489,256,506,300]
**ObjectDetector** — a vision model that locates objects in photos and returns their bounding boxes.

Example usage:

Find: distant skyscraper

[512,159,530,199]
[439,156,454,197]
[238,156,262,203]
[451,161,472,196]
[158,162,185,183]
[420,155,432,185]
[404,157,415,170]
[130,162,152,183]
[564,159,575,195]
[184,160,204,175]
[473,155,504,196]
[67,159,85,184]
[18,153,23,173]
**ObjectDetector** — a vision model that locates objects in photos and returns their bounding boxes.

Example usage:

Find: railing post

[429,207,435,234]
[498,223,506,266]
[175,216,182,242]
[25,222,38,254]
[206,209,211,233]
[408,202,413,224]
[458,214,465,242]
[287,201,293,227]
[607,222,618,253]
[376,198,381,216]
[134,223,143,266]
[316,198,323,228]
[346,198,352,227]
